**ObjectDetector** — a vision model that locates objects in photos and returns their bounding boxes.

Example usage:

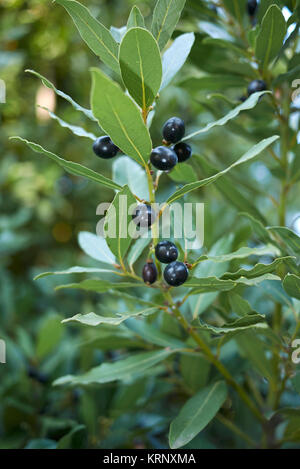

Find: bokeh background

[0,0,299,449]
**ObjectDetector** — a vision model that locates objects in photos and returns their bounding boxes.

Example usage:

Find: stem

[216,414,257,448]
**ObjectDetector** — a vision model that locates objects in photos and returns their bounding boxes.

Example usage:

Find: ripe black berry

[247,0,257,16]
[164,261,189,287]
[142,262,158,285]
[150,146,178,171]
[132,204,157,228]
[93,136,119,159]
[247,80,267,97]
[162,117,185,143]
[155,241,178,264]
[173,142,192,163]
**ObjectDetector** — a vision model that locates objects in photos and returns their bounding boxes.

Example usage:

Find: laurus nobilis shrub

[12,0,300,449]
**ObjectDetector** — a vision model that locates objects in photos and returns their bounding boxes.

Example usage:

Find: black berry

[93,136,119,159]
[164,261,189,287]
[247,80,267,97]
[247,0,257,16]
[142,262,158,285]
[150,146,178,171]
[162,117,185,143]
[173,142,192,163]
[132,204,157,228]
[155,241,178,264]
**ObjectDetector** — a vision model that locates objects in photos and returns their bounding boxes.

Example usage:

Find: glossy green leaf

[197,313,267,335]
[34,266,117,280]
[222,257,290,280]
[169,381,227,448]
[55,279,144,292]
[90,68,152,167]
[62,308,158,326]
[283,274,300,300]
[26,69,96,121]
[125,319,185,348]
[56,0,120,74]
[182,91,270,141]
[167,135,279,203]
[161,32,195,90]
[223,0,247,22]
[127,236,152,267]
[186,276,236,294]
[193,244,279,266]
[168,162,197,183]
[54,349,174,386]
[180,355,210,392]
[127,6,145,29]
[189,237,233,318]
[78,231,116,265]
[203,37,250,58]
[267,226,300,257]
[10,137,121,191]
[36,315,63,359]
[255,5,286,70]
[104,185,136,263]
[119,27,162,109]
[151,0,186,50]
[37,106,96,140]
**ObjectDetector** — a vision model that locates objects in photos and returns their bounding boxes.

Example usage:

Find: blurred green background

[0,0,299,449]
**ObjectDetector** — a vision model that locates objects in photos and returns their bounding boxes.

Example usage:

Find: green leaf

[222,257,290,280]
[223,0,247,22]
[151,0,186,50]
[127,236,152,267]
[125,318,185,348]
[55,279,144,292]
[34,266,117,280]
[26,69,96,121]
[127,6,145,29]
[186,276,236,294]
[255,5,286,71]
[193,244,279,266]
[189,236,233,318]
[119,27,162,110]
[104,185,136,263]
[78,231,116,265]
[180,75,247,92]
[112,156,149,201]
[180,354,210,392]
[202,37,250,58]
[56,0,120,74]
[62,308,158,326]
[235,331,276,383]
[54,349,174,386]
[37,106,97,140]
[241,212,274,245]
[167,135,279,203]
[197,313,267,335]
[283,274,300,300]
[161,32,195,90]
[267,226,300,258]
[36,315,63,359]
[11,137,121,191]
[168,162,197,183]
[90,68,152,167]
[169,381,227,449]
[182,91,270,141]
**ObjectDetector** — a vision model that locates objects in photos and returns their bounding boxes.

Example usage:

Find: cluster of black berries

[150,117,192,171]
[142,241,189,287]
[92,117,192,171]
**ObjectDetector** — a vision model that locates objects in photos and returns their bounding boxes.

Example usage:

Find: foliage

[1,0,300,449]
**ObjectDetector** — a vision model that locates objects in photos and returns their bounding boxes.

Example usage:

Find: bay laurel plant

[12,0,300,449]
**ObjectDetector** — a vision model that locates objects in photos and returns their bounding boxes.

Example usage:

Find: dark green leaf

[255,5,286,70]
[151,0,186,50]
